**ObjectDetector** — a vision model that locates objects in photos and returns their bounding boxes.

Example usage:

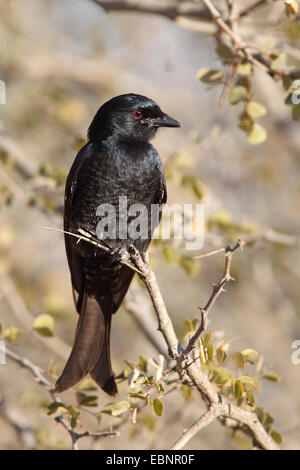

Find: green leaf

[262,371,281,382]
[184,319,194,332]
[245,389,255,407]
[228,86,247,105]
[47,401,68,416]
[33,314,55,337]
[203,331,212,348]
[181,384,193,402]
[197,68,223,84]
[239,112,254,133]
[234,352,246,368]
[152,398,164,417]
[192,318,200,330]
[139,356,148,372]
[3,326,20,344]
[292,103,300,121]
[207,343,214,362]
[142,415,156,432]
[246,101,266,119]
[270,429,283,444]
[68,406,79,429]
[112,401,131,416]
[102,401,130,416]
[234,379,244,399]
[241,349,259,365]
[77,379,98,391]
[238,375,259,392]
[255,407,265,423]
[76,392,98,407]
[247,123,267,145]
[209,209,233,230]
[216,347,227,363]
[174,152,193,169]
[282,74,295,90]
[236,63,252,76]
[285,92,294,105]
[212,367,234,385]
[264,411,275,431]
[216,43,234,60]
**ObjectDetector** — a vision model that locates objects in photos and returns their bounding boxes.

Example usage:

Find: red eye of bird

[133,109,143,119]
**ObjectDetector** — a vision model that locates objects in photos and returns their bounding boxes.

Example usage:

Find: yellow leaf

[246,101,266,119]
[197,68,223,84]
[3,326,20,344]
[152,398,164,417]
[247,123,267,145]
[33,314,55,337]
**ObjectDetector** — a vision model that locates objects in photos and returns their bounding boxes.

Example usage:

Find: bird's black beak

[153,113,181,128]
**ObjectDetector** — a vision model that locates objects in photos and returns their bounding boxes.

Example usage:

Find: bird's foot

[109,246,129,264]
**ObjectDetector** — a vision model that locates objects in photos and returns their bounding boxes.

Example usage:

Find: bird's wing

[155,163,167,222]
[64,144,91,313]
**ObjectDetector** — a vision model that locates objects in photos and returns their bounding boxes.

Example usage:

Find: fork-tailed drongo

[54,93,180,395]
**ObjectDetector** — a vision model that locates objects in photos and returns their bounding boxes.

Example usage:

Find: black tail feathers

[54,294,117,396]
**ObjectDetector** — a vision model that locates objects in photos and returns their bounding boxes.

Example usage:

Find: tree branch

[91,0,212,21]
[125,241,278,450]
[0,343,119,450]
[171,403,226,450]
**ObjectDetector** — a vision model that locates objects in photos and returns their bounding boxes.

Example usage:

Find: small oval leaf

[247,123,267,145]
[228,86,247,105]
[246,101,266,119]
[33,314,55,337]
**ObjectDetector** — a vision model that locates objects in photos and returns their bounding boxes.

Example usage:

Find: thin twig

[45,226,144,275]
[193,247,225,259]
[226,0,239,37]
[239,0,270,18]
[0,343,119,450]
[184,238,245,357]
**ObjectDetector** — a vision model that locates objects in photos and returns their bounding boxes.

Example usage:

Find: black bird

[55,93,180,395]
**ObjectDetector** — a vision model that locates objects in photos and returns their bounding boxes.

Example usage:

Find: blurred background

[0,0,300,450]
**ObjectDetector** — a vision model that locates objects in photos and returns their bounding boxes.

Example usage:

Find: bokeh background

[0,0,300,450]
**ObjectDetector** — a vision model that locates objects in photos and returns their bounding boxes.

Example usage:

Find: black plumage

[54,93,180,395]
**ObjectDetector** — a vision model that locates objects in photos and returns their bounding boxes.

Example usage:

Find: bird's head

[88,93,180,143]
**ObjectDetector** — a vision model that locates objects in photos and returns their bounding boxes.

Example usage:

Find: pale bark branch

[91,0,212,21]
[45,228,278,449]
[171,404,225,450]
[124,241,278,450]
[0,343,119,450]
[90,0,299,78]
